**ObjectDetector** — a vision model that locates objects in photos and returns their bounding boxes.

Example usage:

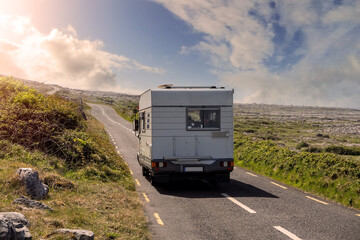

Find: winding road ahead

[89,103,360,240]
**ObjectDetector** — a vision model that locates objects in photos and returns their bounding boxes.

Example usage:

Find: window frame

[141,111,146,133]
[186,107,221,131]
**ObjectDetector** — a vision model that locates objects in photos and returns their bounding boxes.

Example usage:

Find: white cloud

[0,15,164,91]
[153,0,360,108]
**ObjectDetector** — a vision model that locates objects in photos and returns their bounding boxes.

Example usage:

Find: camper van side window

[187,108,220,130]
[142,112,146,132]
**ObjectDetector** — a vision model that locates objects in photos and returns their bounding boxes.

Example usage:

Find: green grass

[0,77,150,239]
[234,134,360,209]
[113,100,138,122]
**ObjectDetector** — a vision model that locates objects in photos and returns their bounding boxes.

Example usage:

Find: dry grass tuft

[43,173,76,190]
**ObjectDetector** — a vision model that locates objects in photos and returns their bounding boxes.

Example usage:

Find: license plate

[184,167,203,172]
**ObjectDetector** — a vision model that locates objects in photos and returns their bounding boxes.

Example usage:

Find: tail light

[220,161,234,167]
[152,162,167,168]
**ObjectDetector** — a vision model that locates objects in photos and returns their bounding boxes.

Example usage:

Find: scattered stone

[0,213,29,227]
[13,196,53,211]
[16,168,49,200]
[46,229,94,240]
[0,217,16,240]
[0,212,32,240]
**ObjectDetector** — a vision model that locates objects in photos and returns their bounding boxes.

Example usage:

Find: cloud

[153,0,360,107]
[0,15,164,91]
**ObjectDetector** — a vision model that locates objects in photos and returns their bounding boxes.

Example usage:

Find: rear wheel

[150,175,157,186]
[142,166,149,176]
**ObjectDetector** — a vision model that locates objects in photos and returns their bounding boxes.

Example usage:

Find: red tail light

[152,162,167,168]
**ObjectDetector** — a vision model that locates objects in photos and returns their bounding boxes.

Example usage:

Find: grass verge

[0,114,150,239]
[234,134,360,209]
[0,77,150,239]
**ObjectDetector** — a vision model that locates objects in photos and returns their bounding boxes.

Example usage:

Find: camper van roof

[139,87,233,109]
[158,85,225,89]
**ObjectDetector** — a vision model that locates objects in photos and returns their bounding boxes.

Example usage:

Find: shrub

[325,146,360,156]
[296,141,309,149]
[306,146,324,153]
[0,77,83,152]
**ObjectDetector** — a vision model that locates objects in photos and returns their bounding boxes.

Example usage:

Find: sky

[0,0,359,108]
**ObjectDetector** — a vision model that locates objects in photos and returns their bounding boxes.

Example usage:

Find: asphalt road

[89,103,360,240]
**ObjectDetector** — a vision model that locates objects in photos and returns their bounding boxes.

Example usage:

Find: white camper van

[134,86,234,185]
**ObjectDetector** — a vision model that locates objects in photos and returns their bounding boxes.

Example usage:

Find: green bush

[0,77,83,150]
[325,145,360,156]
[114,100,138,122]
[306,146,324,153]
[0,77,131,184]
[296,141,309,149]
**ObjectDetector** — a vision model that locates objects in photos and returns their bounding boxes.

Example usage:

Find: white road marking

[246,172,258,177]
[100,107,133,134]
[271,182,288,189]
[221,193,256,213]
[154,213,164,226]
[306,196,328,205]
[274,226,302,240]
[135,179,140,186]
[129,169,133,175]
[142,193,150,202]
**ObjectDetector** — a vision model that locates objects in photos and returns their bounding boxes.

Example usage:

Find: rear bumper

[152,172,231,183]
[138,154,233,182]
[148,157,233,173]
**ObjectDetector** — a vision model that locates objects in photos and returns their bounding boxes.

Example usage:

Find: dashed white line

[306,196,328,205]
[246,172,258,177]
[142,193,150,202]
[274,226,302,240]
[100,107,133,134]
[271,182,288,189]
[221,193,256,213]
[154,213,164,226]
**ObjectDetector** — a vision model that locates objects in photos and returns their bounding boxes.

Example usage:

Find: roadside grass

[113,100,138,122]
[0,118,150,239]
[0,77,150,239]
[234,134,360,209]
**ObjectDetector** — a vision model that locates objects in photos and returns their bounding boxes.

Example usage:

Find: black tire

[142,166,149,177]
[150,175,157,186]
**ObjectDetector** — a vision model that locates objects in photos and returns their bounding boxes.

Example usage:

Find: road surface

[89,103,360,240]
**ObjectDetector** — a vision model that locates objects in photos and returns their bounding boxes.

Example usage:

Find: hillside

[0,77,150,239]
[4,76,360,209]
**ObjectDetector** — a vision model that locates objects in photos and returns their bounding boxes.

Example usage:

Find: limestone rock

[0,213,29,227]
[16,168,49,200]
[0,217,16,240]
[13,196,53,211]
[0,212,32,240]
[47,229,94,240]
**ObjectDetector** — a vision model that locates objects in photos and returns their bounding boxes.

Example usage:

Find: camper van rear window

[186,108,220,130]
